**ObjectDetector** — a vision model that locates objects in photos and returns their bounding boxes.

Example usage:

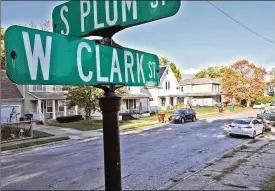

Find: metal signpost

[5,1,181,190]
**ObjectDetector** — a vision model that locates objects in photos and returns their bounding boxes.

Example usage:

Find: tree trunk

[246,100,250,107]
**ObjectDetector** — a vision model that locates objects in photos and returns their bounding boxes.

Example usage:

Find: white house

[179,78,222,107]
[134,65,182,111]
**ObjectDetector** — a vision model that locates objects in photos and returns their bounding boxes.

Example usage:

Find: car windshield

[233,119,252,124]
[270,102,275,106]
[173,111,181,115]
[266,115,275,121]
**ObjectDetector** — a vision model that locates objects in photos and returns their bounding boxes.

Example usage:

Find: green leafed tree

[64,86,127,118]
[194,66,226,79]
[1,28,5,69]
[159,57,182,82]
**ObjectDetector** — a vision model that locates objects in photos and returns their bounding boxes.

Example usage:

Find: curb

[1,138,72,156]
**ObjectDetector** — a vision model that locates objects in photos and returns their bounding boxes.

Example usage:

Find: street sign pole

[95,38,123,191]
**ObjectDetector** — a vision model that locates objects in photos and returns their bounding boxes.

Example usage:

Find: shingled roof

[1,70,23,99]
[159,66,167,79]
[179,78,220,85]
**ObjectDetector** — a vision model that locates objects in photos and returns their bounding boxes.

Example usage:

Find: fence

[1,121,33,143]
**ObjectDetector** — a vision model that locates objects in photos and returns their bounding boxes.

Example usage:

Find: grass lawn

[50,120,103,131]
[261,175,275,190]
[33,130,54,138]
[1,136,70,151]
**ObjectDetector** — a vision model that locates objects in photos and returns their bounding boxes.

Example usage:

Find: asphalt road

[1,109,261,190]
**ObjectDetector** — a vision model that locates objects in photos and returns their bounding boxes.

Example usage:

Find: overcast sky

[2,1,275,76]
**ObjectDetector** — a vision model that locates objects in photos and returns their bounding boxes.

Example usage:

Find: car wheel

[229,133,234,137]
[181,118,185,124]
[192,116,196,122]
[252,131,256,139]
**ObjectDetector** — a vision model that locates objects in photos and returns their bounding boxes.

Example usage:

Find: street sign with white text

[52,0,181,37]
[5,26,159,86]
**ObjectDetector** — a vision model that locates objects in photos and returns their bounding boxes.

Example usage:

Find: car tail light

[243,126,252,129]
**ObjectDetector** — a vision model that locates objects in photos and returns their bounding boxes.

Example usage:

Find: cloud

[181,68,200,75]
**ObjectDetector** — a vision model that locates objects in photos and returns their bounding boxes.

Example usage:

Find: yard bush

[253,96,275,104]
[56,115,83,123]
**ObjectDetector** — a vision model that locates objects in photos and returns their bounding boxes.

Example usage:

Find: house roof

[29,92,66,100]
[179,78,220,85]
[159,66,167,79]
[123,93,150,99]
[1,70,23,100]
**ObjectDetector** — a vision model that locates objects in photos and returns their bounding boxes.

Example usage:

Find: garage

[1,105,21,123]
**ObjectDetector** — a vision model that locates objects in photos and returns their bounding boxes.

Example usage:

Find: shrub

[56,115,83,123]
[252,96,275,105]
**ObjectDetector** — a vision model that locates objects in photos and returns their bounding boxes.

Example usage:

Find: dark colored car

[257,113,274,131]
[264,115,275,131]
[168,109,196,124]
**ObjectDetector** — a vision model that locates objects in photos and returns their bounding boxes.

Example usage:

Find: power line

[207,1,275,44]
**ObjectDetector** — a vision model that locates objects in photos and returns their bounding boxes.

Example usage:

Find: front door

[170,97,174,106]
[41,101,45,114]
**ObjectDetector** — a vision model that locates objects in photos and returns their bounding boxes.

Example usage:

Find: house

[1,70,24,123]
[132,65,183,111]
[122,87,151,113]
[1,70,73,122]
[179,78,222,107]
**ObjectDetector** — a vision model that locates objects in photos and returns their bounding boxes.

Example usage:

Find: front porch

[159,95,184,110]
[121,93,151,114]
[28,92,78,121]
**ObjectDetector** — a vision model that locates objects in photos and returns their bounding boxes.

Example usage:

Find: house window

[54,85,62,91]
[165,81,170,90]
[32,85,46,92]
[46,101,53,113]
[149,98,153,101]
[126,99,136,110]
[181,87,183,92]
[58,100,64,111]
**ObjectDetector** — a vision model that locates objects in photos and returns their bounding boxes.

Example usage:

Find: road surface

[1,109,261,190]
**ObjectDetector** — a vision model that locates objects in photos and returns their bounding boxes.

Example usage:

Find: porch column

[173,97,178,106]
[166,97,170,110]
[37,100,41,119]
[52,100,56,119]
[75,105,78,115]
[64,102,67,116]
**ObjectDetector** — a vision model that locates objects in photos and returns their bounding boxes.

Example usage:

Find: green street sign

[52,0,181,37]
[5,26,159,86]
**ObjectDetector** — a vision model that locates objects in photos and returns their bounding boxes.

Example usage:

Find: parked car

[168,108,196,124]
[264,115,275,130]
[269,101,275,113]
[229,118,264,139]
[253,103,265,109]
[257,113,272,131]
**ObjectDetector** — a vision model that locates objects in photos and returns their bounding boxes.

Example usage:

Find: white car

[229,118,264,139]
[253,103,265,109]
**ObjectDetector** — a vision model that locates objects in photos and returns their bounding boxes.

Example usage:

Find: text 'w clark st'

[5,26,159,86]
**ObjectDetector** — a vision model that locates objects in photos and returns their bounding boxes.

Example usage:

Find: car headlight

[175,116,180,119]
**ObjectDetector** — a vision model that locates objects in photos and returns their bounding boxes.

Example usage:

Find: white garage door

[1,105,21,123]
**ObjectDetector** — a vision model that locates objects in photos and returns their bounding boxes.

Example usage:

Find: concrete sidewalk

[166,135,275,190]
[33,125,103,140]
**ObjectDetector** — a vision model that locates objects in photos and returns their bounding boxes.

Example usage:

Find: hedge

[56,115,83,123]
[253,96,275,104]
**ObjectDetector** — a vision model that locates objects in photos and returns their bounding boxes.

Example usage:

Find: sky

[2,1,275,77]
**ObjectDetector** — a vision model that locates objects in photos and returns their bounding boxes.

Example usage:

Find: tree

[64,86,127,118]
[1,28,5,69]
[159,57,182,82]
[194,66,226,79]
[221,60,267,107]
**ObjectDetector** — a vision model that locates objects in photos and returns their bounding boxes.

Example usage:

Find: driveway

[1,109,262,190]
